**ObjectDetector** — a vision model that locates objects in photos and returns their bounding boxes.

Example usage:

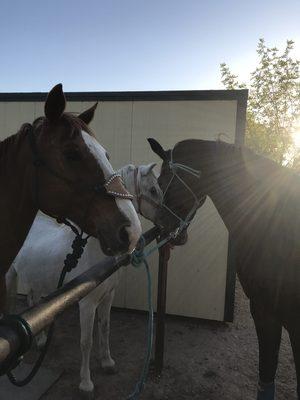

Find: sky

[0,0,299,92]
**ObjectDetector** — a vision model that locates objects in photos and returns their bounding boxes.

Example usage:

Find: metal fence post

[154,242,171,376]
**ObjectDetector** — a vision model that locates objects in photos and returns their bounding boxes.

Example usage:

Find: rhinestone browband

[104,173,134,200]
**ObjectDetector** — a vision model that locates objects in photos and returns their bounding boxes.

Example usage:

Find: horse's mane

[0,113,94,162]
[0,127,28,161]
[173,138,300,196]
[216,140,300,197]
[32,112,95,137]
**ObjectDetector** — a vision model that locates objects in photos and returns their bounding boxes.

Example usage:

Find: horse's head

[147,138,207,237]
[119,163,163,222]
[30,84,141,255]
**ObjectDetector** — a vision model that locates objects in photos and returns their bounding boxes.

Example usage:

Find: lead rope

[7,226,89,387]
[127,232,175,400]
[127,238,153,399]
[127,236,153,400]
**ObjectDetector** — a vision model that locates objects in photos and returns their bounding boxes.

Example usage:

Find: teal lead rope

[127,233,174,399]
[128,236,154,400]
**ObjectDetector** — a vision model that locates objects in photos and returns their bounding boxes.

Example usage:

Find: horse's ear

[147,138,168,160]
[140,163,157,176]
[78,102,98,125]
[44,84,66,123]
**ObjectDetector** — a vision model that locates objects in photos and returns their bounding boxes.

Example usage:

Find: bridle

[26,123,133,231]
[161,149,205,236]
[133,166,161,217]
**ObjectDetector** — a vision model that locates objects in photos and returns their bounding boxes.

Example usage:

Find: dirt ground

[15,281,296,400]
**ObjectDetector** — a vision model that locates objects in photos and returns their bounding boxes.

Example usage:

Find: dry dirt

[15,281,296,400]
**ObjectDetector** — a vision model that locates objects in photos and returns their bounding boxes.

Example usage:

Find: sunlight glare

[292,119,300,148]
[293,130,300,148]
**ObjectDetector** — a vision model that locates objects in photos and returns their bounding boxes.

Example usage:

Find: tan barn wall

[0,90,247,321]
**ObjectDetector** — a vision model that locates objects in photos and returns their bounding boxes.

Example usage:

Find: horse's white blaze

[81,131,141,252]
[115,198,141,253]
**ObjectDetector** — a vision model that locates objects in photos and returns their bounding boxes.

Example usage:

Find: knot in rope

[130,235,146,267]
[63,235,89,272]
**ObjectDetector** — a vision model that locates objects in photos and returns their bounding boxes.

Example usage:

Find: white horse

[6,163,162,395]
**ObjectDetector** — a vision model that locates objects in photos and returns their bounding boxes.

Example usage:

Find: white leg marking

[97,290,116,371]
[6,266,18,313]
[36,331,47,349]
[79,299,97,393]
[116,199,141,253]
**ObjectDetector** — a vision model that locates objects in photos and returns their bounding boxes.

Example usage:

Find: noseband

[27,123,133,230]
[133,167,161,217]
[161,150,205,235]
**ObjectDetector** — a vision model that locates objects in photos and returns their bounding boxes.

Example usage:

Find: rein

[161,149,204,234]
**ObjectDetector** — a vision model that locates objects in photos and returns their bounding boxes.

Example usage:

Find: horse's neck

[203,146,267,237]
[0,131,37,271]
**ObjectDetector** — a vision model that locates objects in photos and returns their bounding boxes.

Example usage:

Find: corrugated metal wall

[0,92,245,321]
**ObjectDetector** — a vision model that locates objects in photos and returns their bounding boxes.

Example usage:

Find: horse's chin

[170,230,188,246]
[97,233,126,256]
[98,237,114,256]
[158,227,189,247]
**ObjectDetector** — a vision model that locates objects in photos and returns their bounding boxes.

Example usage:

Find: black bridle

[161,149,206,236]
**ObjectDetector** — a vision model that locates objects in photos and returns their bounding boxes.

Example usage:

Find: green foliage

[220,39,300,167]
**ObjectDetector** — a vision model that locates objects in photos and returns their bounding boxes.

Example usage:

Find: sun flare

[292,117,300,148]
[293,129,300,148]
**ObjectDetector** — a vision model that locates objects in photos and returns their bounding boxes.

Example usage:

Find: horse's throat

[0,147,37,271]
[207,169,257,235]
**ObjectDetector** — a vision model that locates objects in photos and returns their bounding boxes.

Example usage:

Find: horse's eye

[63,149,81,162]
[150,186,157,196]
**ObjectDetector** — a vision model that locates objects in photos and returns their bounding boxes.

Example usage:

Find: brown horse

[0,84,141,311]
[148,138,300,400]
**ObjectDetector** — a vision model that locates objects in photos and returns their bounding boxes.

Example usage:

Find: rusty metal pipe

[0,226,160,371]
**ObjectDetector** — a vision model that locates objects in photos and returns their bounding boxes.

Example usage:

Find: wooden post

[154,242,171,376]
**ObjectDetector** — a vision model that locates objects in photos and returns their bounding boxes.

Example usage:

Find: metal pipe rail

[0,226,161,374]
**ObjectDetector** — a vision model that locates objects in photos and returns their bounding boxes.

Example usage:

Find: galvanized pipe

[0,226,160,371]
[22,255,128,336]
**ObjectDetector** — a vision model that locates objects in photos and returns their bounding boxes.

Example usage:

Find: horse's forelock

[32,113,95,138]
[63,113,95,137]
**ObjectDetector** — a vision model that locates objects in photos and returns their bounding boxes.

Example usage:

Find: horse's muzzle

[97,224,130,256]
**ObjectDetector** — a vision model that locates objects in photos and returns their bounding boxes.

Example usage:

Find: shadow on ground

[10,281,296,400]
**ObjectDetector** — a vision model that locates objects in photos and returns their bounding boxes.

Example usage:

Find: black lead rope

[6,228,89,387]
[57,232,90,288]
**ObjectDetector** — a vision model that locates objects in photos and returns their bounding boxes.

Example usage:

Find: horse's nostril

[118,225,129,246]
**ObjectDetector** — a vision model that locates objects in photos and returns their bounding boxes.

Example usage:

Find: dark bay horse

[0,84,141,311]
[148,138,300,400]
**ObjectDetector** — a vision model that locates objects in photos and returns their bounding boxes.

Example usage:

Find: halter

[133,167,161,217]
[27,123,133,229]
[161,150,205,235]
